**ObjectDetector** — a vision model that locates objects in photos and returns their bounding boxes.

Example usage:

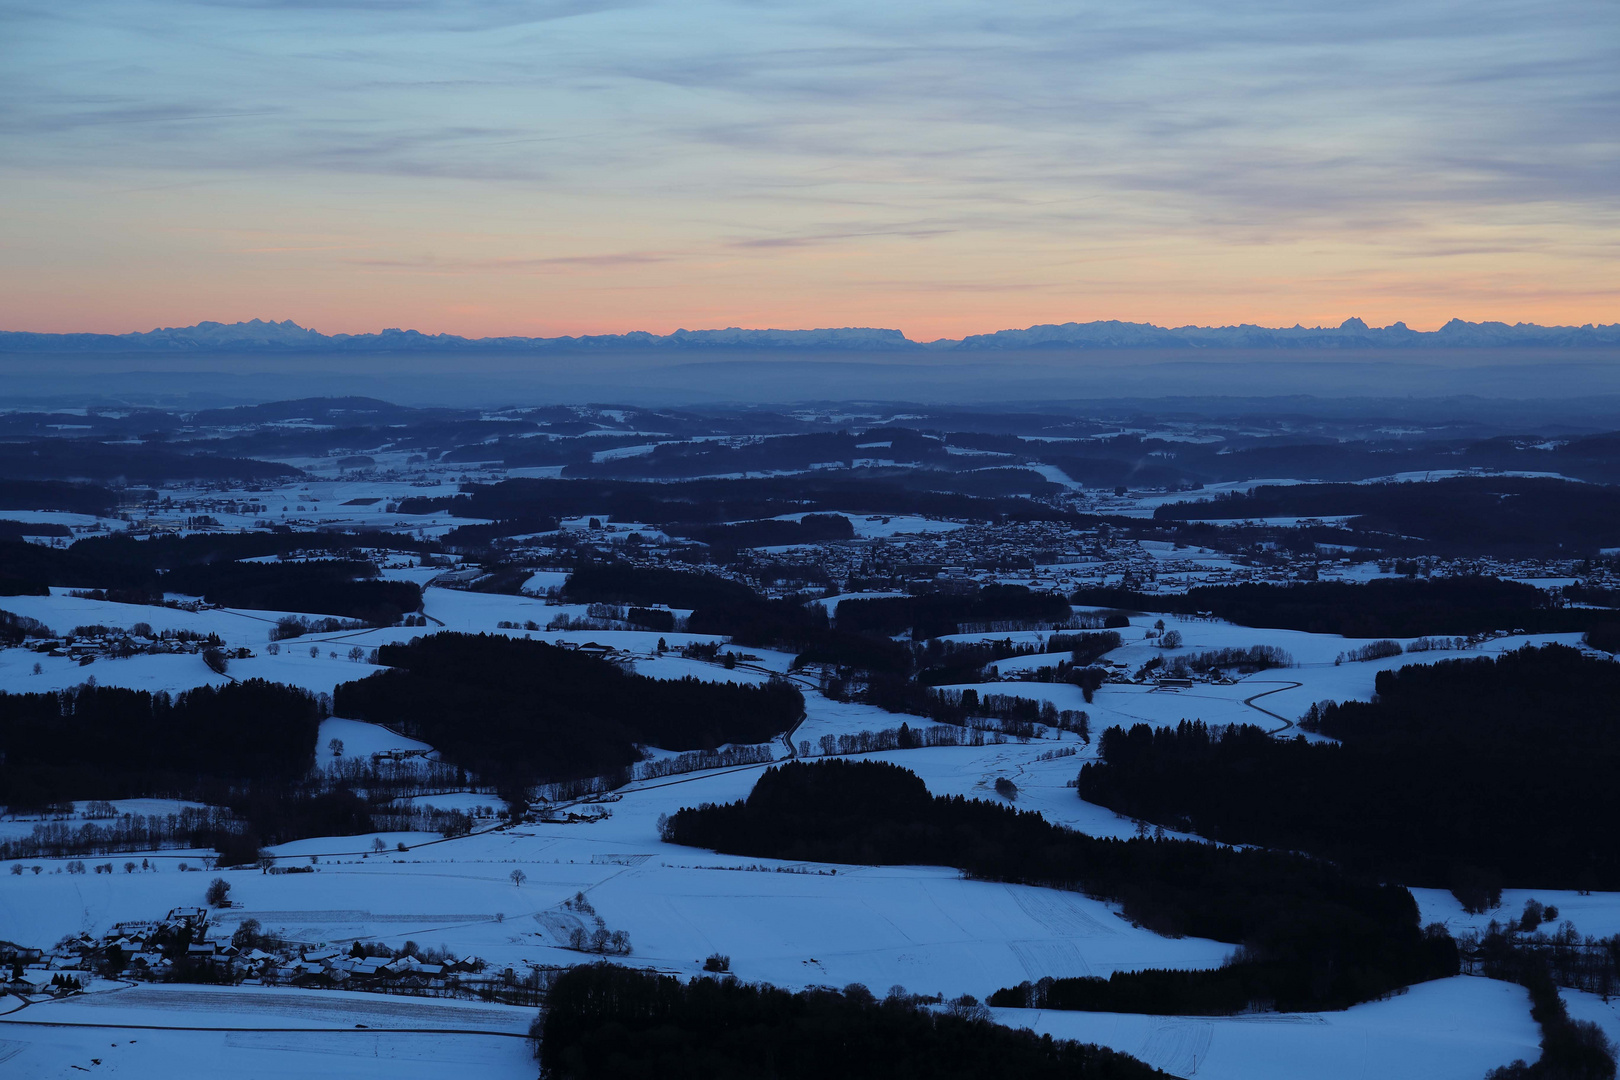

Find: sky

[1,0,1616,340]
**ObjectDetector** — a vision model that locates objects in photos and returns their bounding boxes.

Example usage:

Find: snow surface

[1412,888,1620,941]
[0,984,536,1079]
[0,746,1234,1000]
[994,975,1540,1080]
[318,718,434,763]
[0,580,1595,1077]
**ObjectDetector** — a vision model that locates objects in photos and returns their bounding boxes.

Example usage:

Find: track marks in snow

[1008,940,1092,980]
[1005,884,1120,939]
[1137,1018,1215,1076]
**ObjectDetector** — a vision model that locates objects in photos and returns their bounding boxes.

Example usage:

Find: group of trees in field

[1462,920,1620,1079]
[1077,646,1620,898]
[333,632,804,788]
[534,963,1167,1080]
[0,804,246,862]
[1071,576,1602,639]
[665,760,1456,1015]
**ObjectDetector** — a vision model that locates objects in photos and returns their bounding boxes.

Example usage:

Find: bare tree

[510,869,527,887]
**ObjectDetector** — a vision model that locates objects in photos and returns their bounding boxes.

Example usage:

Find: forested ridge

[334,632,804,787]
[1078,645,1620,894]
[666,760,1455,1014]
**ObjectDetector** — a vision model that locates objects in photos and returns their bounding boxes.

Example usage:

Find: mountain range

[3,317,1618,353]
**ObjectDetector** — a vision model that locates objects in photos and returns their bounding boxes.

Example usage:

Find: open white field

[994,975,1541,1080]
[0,983,536,1079]
[0,745,1233,1001]
[0,576,1602,1078]
[858,742,1181,843]
[1413,887,1620,941]
[1564,988,1620,1055]
[952,611,1594,737]
[317,717,434,762]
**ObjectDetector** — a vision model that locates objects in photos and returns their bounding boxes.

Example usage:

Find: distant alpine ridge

[3,317,1617,352]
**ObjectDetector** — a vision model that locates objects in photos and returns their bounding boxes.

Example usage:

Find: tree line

[665,760,1456,1014]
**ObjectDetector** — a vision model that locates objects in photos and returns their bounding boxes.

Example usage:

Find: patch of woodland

[669,513,856,551]
[534,963,1169,1080]
[1077,646,1620,899]
[834,585,1075,640]
[1151,476,1620,555]
[333,632,803,789]
[0,679,321,809]
[1,531,435,619]
[158,560,420,624]
[1467,924,1619,1080]
[1071,576,1604,638]
[665,760,1456,1014]
[0,439,299,484]
[562,561,758,609]
[0,479,119,516]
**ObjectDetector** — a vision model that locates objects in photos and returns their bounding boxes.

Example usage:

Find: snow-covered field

[0,984,537,1079]
[0,747,1233,999]
[1413,887,1620,941]
[0,578,1604,1077]
[995,976,1541,1080]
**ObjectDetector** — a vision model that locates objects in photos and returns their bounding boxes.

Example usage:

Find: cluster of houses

[5,906,493,998]
[23,631,238,666]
